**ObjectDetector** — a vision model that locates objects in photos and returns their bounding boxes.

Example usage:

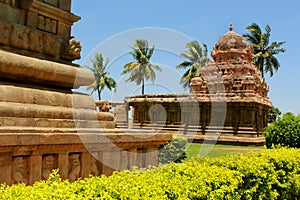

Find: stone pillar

[136,149,145,168]
[81,152,91,178]
[29,155,42,184]
[145,147,158,167]
[0,153,12,185]
[102,150,120,176]
[119,151,129,171]
[58,153,68,180]
[128,148,137,169]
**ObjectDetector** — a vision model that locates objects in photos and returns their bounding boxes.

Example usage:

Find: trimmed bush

[264,113,300,148]
[158,136,187,164]
[0,148,299,199]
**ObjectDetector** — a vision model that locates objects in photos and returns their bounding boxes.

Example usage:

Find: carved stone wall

[0,129,171,185]
[0,0,172,186]
[0,0,80,63]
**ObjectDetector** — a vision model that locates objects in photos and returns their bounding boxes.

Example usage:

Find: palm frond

[122,39,161,94]
[86,53,116,99]
[244,23,285,78]
[177,40,208,89]
[176,61,192,69]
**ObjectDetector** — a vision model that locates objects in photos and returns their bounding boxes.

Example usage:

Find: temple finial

[229,23,233,31]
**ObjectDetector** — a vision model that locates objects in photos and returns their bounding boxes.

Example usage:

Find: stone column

[144,147,158,167]
[102,150,120,176]
[81,152,91,178]
[0,153,12,185]
[29,155,42,184]
[58,153,68,179]
[128,148,137,169]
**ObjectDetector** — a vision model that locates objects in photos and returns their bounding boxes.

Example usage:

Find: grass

[185,143,264,160]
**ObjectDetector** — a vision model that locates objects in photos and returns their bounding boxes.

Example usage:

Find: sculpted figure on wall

[12,156,28,184]
[90,156,100,176]
[68,153,81,182]
[42,155,57,180]
[62,37,82,60]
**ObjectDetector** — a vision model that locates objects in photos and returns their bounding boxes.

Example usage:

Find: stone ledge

[0,127,172,146]
[182,134,265,146]
[0,50,93,88]
[0,102,113,120]
[0,84,95,109]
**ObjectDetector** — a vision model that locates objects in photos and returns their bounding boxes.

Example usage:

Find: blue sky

[71,0,300,115]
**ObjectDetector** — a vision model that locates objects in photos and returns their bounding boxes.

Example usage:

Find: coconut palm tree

[86,53,116,100]
[122,39,161,95]
[176,40,208,90]
[242,23,286,78]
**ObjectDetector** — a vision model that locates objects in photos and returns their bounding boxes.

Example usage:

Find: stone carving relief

[90,156,101,176]
[42,154,57,180]
[62,37,82,60]
[0,0,18,7]
[95,101,112,112]
[0,22,63,59]
[28,31,43,52]
[68,153,81,182]
[12,156,28,184]
[37,15,57,34]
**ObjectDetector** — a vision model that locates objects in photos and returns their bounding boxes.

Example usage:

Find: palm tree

[122,39,161,95]
[176,40,208,90]
[242,23,286,78]
[86,53,116,100]
[268,106,282,123]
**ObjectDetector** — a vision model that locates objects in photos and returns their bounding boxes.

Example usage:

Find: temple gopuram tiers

[126,25,272,145]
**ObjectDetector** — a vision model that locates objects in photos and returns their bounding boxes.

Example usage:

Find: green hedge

[0,148,299,199]
[158,136,187,164]
[264,113,300,148]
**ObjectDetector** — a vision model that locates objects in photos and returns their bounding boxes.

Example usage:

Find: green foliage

[264,113,300,148]
[122,38,162,95]
[0,148,299,199]
[158,136,187,164]
[242,23,286,78]
[86,53,116,100]
[209,148,300,199]
[176,40,208,90]
[268,106,282,123]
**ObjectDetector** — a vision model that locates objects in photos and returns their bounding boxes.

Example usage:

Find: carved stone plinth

[0,0,172,185]
[0,128,171,185]
[0,50,115,129]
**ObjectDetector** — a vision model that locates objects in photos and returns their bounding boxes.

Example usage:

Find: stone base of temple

[129,125,265,146]
[181,134,265,146]
[0,127,172,185]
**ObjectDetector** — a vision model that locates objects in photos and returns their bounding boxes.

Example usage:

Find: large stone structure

[0,0,171,185]
[126,25,271,145]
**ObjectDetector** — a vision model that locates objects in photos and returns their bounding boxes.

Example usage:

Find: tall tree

[243,23,286,78]
[86,53,116,100]
[176,40,208,90]
[122,39,161,95]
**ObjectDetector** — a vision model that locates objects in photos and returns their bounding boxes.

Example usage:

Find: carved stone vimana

[0,0,171,185]
[126,25,271,145]
[189,24,271,144]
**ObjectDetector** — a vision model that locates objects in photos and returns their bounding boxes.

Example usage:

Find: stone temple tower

[190,24,272,144]
[0,0,171,185]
